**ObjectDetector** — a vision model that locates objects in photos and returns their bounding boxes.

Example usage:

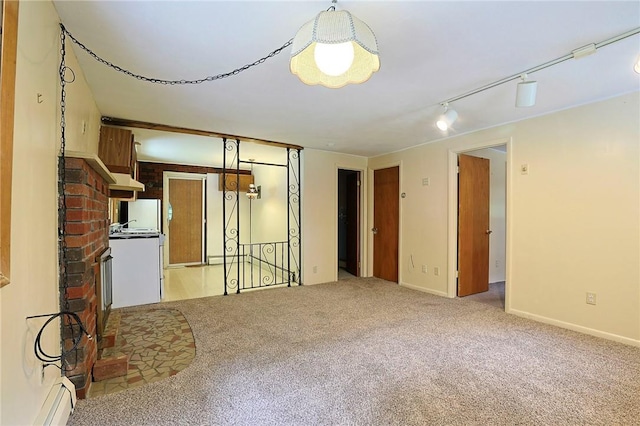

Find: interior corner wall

[368,92,640,345]
[302,149,368,285]
[0,1,102,424]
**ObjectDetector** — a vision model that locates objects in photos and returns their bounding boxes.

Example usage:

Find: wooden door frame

[334,165,367,282]
[447,138,512,311]
[367,161,402,282]
[163,171,207,267]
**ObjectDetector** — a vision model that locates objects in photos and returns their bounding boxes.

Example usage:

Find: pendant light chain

[59,27,71,313]
[59,24,293,86]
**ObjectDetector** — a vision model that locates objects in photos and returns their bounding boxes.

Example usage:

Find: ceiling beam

[101,117,304,151]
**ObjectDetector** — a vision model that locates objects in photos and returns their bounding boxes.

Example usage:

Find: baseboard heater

[34,376,76,426]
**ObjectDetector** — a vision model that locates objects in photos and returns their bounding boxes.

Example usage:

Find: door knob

[486,230,492,235]
[372,227,378,234]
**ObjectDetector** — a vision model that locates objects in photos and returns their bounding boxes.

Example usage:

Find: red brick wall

[61,157,110,399]
[137,161,249,200]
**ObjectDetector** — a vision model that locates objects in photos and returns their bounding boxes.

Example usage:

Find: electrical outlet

[81,120,87,135]
[421,265,427,274]
[434,267,440,276]
[495,260,500,268]
[313,266,318,273]
[422,177,430,186]
[586,292,596,305]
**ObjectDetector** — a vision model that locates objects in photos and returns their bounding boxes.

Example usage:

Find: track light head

[516,74,537,107]
[436,103,458,131]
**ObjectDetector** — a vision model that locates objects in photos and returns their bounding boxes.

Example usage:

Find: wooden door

[345,171,360,277]
[168,178,203,265]
[373,167,399,282]
[458,154,490,296]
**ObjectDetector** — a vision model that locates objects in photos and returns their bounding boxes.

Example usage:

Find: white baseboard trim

[508,308,640,348]
[400,282,449,298]
[207,255,244,265]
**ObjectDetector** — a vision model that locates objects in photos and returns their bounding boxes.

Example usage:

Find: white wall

[369,92,640,345]
[251,164,288,244]
[127,199,160,229]
[0,1,102,424]
[205,172,250,261]
[303,149,368,285]
[206,173,223,260]
[467,148,506,283]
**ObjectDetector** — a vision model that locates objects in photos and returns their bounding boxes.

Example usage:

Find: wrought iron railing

[222,138,302,295]
[227,241,297,290]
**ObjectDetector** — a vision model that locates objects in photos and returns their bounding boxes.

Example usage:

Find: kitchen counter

[109,228,161,239]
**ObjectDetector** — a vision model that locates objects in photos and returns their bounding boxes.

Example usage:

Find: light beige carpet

[69,277,640,425]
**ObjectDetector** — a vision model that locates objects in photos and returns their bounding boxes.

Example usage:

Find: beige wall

[303,149,368,285]
[251,164,288,244]
[369,92,640,345]
[0,1,101,424]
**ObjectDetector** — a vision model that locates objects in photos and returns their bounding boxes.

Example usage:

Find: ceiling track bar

[441,26,640,105]
[100,117,304,151]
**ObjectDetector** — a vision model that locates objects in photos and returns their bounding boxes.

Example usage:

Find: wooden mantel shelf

[110,173,144,192]
[65,150,117,184]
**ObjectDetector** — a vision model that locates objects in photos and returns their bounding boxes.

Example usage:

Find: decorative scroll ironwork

[222,144,302,293]
[222,138,240,295]
[237,242,290,290]
[288,148,302,285]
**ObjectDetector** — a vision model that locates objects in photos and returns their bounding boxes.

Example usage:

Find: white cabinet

[110,235,162,308]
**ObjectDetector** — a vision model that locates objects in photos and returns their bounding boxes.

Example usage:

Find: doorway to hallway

[338,169,361,279]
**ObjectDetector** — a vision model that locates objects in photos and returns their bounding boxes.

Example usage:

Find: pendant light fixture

[246,184,260,200]
[436,103,458,131]
[290,0,380,88]
[246,159,260,200]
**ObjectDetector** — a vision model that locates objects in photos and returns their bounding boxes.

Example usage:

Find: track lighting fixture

[290,0,380,88]
[515,74,538,107]
[436,103,458,131]
[432,28,639,132]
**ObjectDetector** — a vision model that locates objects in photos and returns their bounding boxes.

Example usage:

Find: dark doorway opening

[338,169,361,279]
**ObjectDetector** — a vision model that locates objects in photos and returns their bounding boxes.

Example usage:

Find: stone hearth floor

[88,308,195,398]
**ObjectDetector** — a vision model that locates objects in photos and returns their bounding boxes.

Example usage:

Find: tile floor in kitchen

[162,262,291,301]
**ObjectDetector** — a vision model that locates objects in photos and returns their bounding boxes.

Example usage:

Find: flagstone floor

[88,308,195,398]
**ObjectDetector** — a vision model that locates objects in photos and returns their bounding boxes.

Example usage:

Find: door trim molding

[447,138,511,311]
[163,171,207,267]
[368,161,402,283]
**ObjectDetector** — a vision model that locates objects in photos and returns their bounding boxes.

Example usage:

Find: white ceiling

[53,1,640,165]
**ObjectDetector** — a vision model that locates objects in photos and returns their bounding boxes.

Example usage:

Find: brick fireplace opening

[61,157,110,398]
